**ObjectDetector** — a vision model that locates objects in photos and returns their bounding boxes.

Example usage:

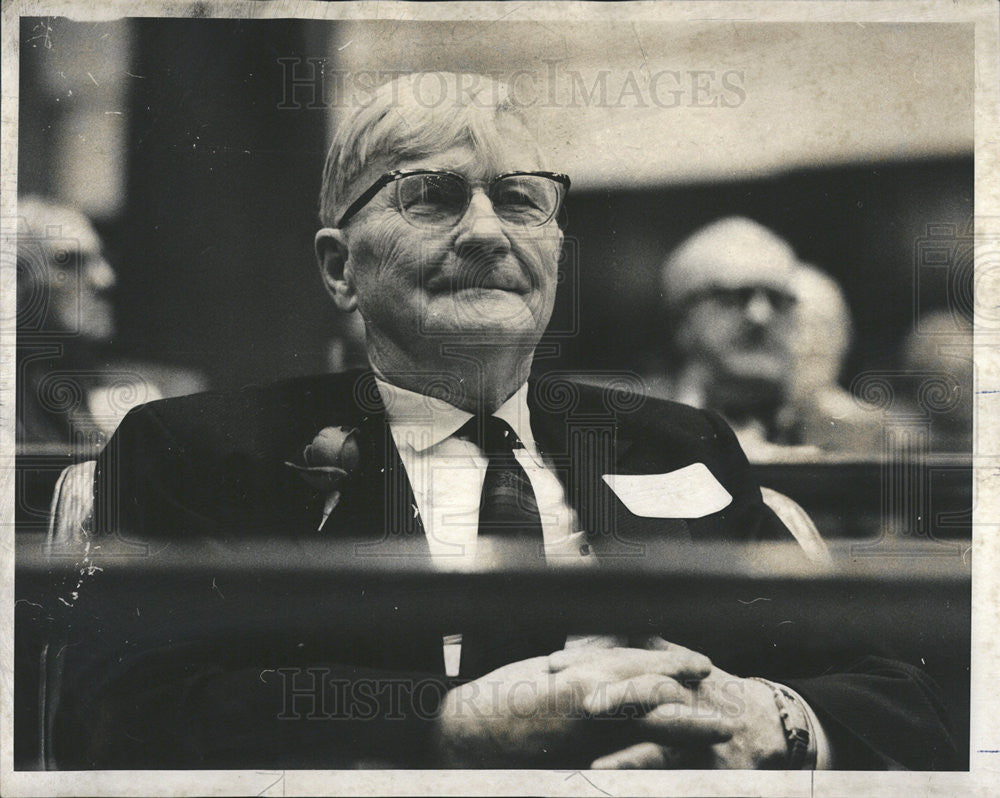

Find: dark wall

[120,19,334,388]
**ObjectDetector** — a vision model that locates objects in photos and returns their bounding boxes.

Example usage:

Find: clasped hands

[432,637,789,769]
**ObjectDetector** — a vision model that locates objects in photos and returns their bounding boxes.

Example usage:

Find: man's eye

[404,196,445,214]
[402,191,442,209]
[495,186,544,210]
[400,177,462,214]
[767,290,797,312]
[706,288,743,307]
[419,184,450,205]
[502,193,540,211]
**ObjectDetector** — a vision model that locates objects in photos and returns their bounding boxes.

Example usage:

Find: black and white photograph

[3,1,997,795]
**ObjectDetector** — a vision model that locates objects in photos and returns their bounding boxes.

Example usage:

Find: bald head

[661,217,798,308]
[660,217,800,405]
[788,263,852,391]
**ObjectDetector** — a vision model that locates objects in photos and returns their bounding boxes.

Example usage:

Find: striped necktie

[458,415,557,677]
[463,415,545,566]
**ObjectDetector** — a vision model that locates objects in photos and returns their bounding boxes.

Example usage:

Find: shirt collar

[374,376,536,455]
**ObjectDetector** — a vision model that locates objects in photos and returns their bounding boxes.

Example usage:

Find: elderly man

[16,196,205,451]
[83,74,955,770]
[785,263,885,454]
[650,217,801,457]
[651,226,886,457]
[17,197,120,449]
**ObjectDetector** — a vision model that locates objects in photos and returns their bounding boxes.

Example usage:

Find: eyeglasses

[691,285,798,314]
[336,169,571,229]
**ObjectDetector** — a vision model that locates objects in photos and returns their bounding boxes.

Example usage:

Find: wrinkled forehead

[406,117,539,170]
[352,113,542,194]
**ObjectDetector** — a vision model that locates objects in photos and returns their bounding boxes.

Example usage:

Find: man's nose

[86,257,117,293]
[454,191,511,256]
[744,290,774,325]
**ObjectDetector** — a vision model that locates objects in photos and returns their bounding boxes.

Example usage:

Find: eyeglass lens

[395,173,560,228]
[706,286,797,312]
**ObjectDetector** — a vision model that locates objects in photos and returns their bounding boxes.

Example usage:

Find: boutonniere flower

[285,426,362,531]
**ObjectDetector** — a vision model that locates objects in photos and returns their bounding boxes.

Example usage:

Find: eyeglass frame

[682,285,799,314]
[335,168,572,229]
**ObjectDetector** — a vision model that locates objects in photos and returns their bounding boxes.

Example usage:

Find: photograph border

[2,1,997,795]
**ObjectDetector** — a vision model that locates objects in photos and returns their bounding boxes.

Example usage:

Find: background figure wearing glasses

[16,196,205,454]
[648,217,802,460]
[87,74,956,770]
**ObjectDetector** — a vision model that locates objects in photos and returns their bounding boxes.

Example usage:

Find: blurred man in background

[652,216,801,458]
[785,263,884,455]
[650,219,887,459]
[16,195,205,455]
[898,310,974,453]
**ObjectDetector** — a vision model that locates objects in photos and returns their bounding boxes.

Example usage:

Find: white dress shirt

[375,377,595,570]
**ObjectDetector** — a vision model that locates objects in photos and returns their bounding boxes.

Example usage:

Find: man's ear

[315,227,357,312]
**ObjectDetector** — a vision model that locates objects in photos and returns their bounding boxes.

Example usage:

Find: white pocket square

[602,463,733,518]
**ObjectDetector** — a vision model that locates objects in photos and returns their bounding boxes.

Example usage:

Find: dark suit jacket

[64,369,957,769]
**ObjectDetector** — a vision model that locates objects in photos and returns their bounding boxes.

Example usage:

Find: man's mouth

[464,274,529,294]
[426,261,533,295]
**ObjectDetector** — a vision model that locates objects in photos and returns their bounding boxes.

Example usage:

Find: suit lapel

[306,372,432,560]
[286,371,442,672]
[350,413,433,559]
[527,379,691,561]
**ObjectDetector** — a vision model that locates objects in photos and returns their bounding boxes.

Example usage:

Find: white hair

[318,72,541,227]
